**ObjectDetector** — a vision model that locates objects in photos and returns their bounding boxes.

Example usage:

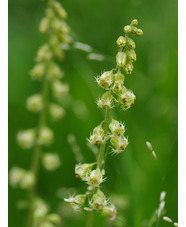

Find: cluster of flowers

[97,19,143,110]
[9,0,71,225]
[65,163,116,220]
[31,198,61,227]
[88,119,128,155]
[65,20,143,221]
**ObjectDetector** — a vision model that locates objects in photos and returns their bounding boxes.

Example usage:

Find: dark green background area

[8,0,178,226]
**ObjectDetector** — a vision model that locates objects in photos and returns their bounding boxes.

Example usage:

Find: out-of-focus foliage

[9,0,178,226]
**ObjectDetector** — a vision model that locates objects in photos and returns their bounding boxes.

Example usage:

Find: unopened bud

[20,171,35,190]
[116,36,126,47]
[39,17,50,33]
[30,63,45,80]
[116,52,127,67]
[42,153,61,171]
[36,44,52,62]
[126,38,136,49]
[124,25,132,34]
[131,19,138,26]
[126,49,136,62]
[17,129,36,149]
[136,28,143,36]
[9,167,25,187]
[49,103,65,120]
[47,214,61,225]
[38,127,54,146]
[26,94,43,113]
[47,63,64,80]
[52,80,69,99]
[124,62,133,74]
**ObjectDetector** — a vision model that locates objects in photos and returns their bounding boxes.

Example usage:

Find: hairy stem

[26,72,49,227]
[86,108,111,227]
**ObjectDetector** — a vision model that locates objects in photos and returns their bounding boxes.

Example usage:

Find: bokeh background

[9,0,178,226]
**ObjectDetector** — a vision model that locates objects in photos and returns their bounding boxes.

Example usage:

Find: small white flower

[26,94,43,112]
[17,129,36,149]
[38,127,54,146]
[42,153,61,171]
[20,172,35,190]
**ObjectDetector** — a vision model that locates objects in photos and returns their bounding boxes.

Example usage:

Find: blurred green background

[8,0,178,226]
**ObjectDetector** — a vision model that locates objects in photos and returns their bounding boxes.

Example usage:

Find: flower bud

[116,36,126,47]
[97,91,113,109]
[61,21,70,34]
[101,205,117,220]
[118,87,136,108]
[52,80,69,99]
[96,70,114,89]
[87,168,104,187]
[126,49,136,62]
[75,163,96,180]
[39,17,50,33]
[47,214,61,225]
[20,171,35,190]
[124,62,133,74]
[131,19,138,26]
[126,38,136,49]
[17,129,36,149]
[42,153,61,171]
[124,25,132,34]
[26,94,43,113]
[60,33,72,44]
[36,44,52,62]
[49,103,65,120]
[89,189,107,209]
[116,52,127,67]
[30,63,45,80]
[52,45,64,60]
[51,18,63,32]
[136,28,143,36]
[45,8,55,19]
[9,167,25,187]
[110,136,128,154]
[47,63,64,80]
[33,198,48,220]
[38,127,54,146]
[112,71,125,93]
[88,124,105,145]
[109,119,125,136]
[50,1,67,19]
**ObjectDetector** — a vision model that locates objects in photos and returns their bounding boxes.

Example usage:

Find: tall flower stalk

[9,1,71,227]
[64,19,143,226]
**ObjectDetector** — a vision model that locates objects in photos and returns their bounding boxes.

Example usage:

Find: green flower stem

[97,108,111,169]
[86,208,94,227]
[86,107,111,227]
[26,71,49,227]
